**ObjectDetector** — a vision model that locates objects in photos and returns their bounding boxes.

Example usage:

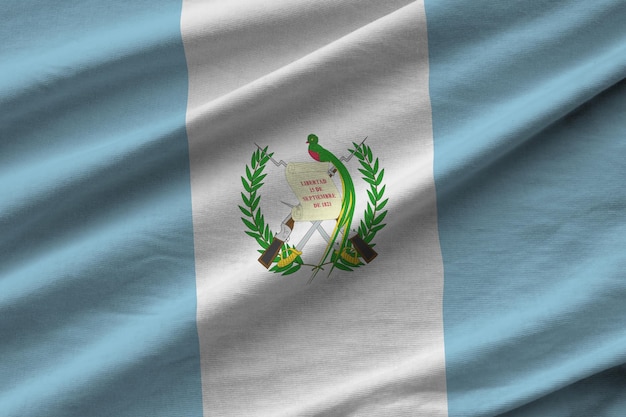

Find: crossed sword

[257,137,377,271]
[258,201,377,269]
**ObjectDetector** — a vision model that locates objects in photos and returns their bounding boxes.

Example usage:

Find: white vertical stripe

[181,1,447,415]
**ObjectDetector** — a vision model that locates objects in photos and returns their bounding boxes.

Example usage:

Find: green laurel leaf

[365,204,373,224]
[359,168,374,180]
[243,141,388,277]
[250,195,261,212]
[239,205,252,217]
[362,177,377,186]
[375,169,384,186]
[347,141,388,270]
[376,185,386,200]
[367,190,376,206]
[282,263,301,276]
[359,219,367,237]
[241,177,252,193]
[241,217,256,231]
[241,192,250,206]
[370,224,386,234]
[256,237,269,249]
[372,211,387,226]
[334,262,353,272]
[240,146,296,276]
[252,173,267,186]
[377,198,389,211]
[255,210,264,229]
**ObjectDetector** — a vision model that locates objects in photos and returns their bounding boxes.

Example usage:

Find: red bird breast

[308,150,321,161]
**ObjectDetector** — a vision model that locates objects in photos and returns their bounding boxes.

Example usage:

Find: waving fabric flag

[1,1,625,416]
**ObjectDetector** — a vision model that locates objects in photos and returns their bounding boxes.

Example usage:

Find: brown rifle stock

[258,218,295,268]
[349,234,377,263]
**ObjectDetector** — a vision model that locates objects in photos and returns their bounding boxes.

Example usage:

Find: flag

[1,1,625,416]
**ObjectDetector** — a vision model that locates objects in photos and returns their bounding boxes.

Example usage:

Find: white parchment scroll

[285,162,342,221]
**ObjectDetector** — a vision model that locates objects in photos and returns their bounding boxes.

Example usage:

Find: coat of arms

[240,134,388,282]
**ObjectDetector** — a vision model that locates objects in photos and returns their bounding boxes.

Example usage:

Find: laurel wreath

[239,146,303,276]
[332,141,388,272]
[240,142,387,276]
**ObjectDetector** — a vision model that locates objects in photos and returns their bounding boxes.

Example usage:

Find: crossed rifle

[258,200,377,269]
[256,137,377,270]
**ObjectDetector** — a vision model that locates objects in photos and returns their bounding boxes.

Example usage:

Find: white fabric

[181,1,448,415]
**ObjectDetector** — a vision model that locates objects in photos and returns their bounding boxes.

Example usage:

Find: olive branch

[239,146,302,276]
[241,142,387,276]
[332,142,388,272]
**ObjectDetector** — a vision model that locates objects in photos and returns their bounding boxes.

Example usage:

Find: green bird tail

[309,159,355,281]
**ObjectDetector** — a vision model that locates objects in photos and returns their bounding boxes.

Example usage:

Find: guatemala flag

[1,1,625,416]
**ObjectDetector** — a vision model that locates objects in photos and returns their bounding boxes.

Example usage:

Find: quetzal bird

[306,134,355,277]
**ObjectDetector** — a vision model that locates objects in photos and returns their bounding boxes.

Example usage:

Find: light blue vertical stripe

[0,1,203,416]
[425,0,626,416]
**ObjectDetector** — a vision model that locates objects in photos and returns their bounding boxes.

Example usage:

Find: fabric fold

[182,0,447,415]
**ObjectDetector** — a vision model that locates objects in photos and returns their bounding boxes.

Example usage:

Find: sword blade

[316,225,331,242]
[295,220,323,251]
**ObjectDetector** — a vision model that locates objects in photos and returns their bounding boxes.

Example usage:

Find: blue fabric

[425,0,626,415]
[0,2,203,416]
[3,1,626,415]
